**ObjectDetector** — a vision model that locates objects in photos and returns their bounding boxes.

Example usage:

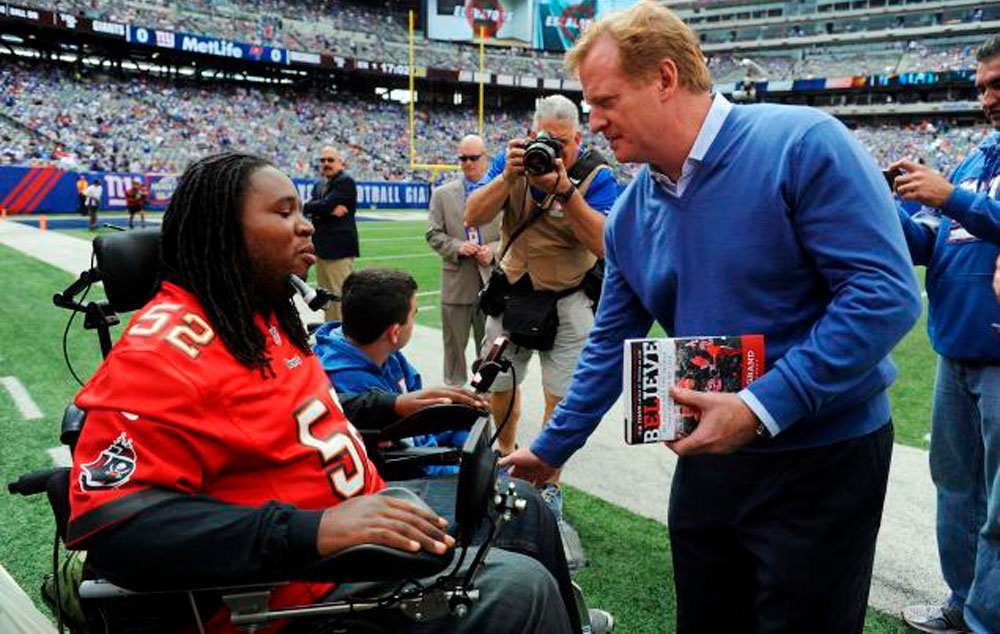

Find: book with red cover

[623,335,765,444]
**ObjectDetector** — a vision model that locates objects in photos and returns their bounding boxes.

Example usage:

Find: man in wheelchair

[62,153,577,633]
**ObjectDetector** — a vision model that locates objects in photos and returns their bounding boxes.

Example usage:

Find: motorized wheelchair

[7,228,603,633]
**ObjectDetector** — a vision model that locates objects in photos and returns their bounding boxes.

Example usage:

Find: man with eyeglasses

[426,134,502,387]
[306,146,358,321]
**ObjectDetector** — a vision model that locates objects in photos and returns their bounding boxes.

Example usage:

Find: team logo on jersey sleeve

[80,433,137,491]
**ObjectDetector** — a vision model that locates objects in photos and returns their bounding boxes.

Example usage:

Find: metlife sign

[177,32,286,64]
[124,25,287,65]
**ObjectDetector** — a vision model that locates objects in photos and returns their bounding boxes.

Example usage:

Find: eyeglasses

[319,157,340,164]
[457,154,482,162]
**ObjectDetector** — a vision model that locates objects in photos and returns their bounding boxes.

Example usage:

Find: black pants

[668,423,893,634]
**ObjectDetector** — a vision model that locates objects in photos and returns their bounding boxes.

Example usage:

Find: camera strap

[497,148,612,263]
[497,204,546,263]
[566,148,610,185]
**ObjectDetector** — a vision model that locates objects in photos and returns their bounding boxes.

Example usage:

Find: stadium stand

[0,57,549,180]
[707,40,983,82]
[0,54,991,182]
[22,0,568,77]
[19,0,995,83]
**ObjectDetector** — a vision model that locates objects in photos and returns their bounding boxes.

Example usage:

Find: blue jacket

[897,131,1000,361]
[531,104,922,467]
[312,323,462,476]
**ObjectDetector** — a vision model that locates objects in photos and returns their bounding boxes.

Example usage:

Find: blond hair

[565,0,711,93]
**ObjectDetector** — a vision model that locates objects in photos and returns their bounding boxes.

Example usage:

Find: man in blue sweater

[893,36,1000,634]
[501,3,922,632]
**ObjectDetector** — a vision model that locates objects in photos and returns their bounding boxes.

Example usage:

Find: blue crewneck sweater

[531,104,922,466]
[897,131,1000,362]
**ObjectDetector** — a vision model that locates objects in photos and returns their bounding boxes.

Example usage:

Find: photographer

[304,146,358,321]
[464,95,622,518]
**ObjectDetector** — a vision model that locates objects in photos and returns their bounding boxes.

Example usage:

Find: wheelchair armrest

[290,486,454,583]
[291,541,453,584]
[363,404,485,443]
[381,446,461,468]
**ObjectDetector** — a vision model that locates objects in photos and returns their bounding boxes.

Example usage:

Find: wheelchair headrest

[455,417,497,546]
[93,229,161,313]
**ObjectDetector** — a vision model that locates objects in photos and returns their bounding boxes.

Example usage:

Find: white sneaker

[587,608,614,634]
[901,603,969,633]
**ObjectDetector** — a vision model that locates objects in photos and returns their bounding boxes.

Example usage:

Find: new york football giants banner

[0,167,431,213]
[0,166,75,214]
[0,167,172,213]
[292,180,431,210]
[355,181,431,208]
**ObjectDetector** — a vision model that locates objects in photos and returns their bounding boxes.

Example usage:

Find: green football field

[1,217,933,632]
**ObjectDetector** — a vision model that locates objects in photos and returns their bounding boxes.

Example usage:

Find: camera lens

[522,134,563,176]
[524,146,554,175]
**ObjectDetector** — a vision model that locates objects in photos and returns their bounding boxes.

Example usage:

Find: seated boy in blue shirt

[313,268,485,476]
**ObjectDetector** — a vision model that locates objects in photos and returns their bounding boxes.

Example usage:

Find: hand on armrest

[393,387,489,418]
[317,494,455,556]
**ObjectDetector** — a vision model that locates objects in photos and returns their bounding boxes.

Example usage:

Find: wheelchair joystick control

[471,334,511,393]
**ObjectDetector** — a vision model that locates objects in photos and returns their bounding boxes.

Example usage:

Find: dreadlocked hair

[159,152,311,374]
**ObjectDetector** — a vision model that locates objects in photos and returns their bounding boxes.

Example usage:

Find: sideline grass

[0,243,116,617]
[564,486,913,633]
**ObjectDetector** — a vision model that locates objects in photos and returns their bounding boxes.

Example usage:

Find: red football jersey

[68,282,385,632]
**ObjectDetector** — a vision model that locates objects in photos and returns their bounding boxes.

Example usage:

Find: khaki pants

[315,257,354,321]
[441,303,486,386]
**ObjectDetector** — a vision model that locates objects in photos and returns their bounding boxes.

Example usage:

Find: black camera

[882,167,903,192]
[523,132,564,176]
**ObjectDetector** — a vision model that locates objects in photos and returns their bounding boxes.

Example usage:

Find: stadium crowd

[18,0,990,82]
[0,59,613,180]
[29,0,567,78]
[0,58,991,183]
[708,41,983,83]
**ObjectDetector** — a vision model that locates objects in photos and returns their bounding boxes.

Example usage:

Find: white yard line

[47,446,72,468]
[416,290,441,297]
[0,376,43,420]
[358,253,437,261]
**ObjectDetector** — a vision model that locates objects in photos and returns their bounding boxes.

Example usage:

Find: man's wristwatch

[553,182,576,204]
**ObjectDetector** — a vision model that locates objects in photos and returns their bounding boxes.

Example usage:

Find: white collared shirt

[650,93,733,198]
